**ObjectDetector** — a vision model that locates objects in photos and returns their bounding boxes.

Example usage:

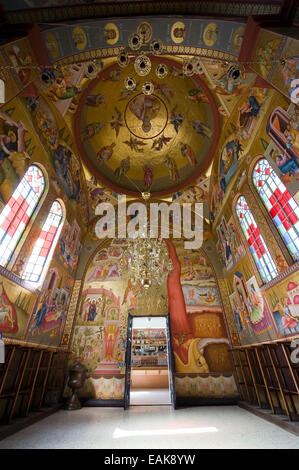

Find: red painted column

[165,239,193,365]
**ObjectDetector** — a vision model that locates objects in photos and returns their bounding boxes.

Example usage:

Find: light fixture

[134,55,151,76]
[142,81,154,95]
[150,39,163,55]
[122,234,172,290]
[128,32,142,51]
[83,61,101,78]
[125,76,137,90]
[118,52,130,67]
[120,193,173,290]
[156,63,168,78]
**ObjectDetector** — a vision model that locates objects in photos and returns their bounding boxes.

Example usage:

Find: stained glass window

[236,196,278,283]
[253,158,299,262]
[0,165,45,268]
[22,200,63,283]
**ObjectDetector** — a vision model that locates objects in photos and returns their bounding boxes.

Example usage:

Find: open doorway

[125,316,173,406]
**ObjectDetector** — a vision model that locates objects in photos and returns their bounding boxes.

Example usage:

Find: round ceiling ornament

[142,81,154,95]
[156,63,168,78]
[117,51,130,67]
[150,39,164,55]
[125,76,137,91]
[128,32,142,51]
[134,54,151,76]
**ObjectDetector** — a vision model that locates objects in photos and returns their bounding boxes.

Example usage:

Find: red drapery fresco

[165,239,194,364]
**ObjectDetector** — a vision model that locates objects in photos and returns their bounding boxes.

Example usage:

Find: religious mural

[265,272,299,337]
[25,265,74,347]
[0,277,38,339]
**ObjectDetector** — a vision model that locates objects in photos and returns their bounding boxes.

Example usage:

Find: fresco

[25,265,74,347]
[0,275,37,339]
[265,272,299,337]
[271,36,299,103]
[70,242,128,392]
[75,58,217,196]
[56,218,81,274]
[172,241,233,376]
[21,87,89,226]
[209,90,291,225]
[4,37,38,88]
[0,52,19,103]
[216,215,246,273]
[175,375,238,399]
[40,18,246,64]
[266,105,299,187]
[0,108,32,206]
[229,271,273,340]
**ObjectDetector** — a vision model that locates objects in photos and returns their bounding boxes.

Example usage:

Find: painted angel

[114,156,130,180]
[144,163,153,189]
[170,105,184,134]
[110,107,124,137]
[103,326,119,362]
[180,142,196,167]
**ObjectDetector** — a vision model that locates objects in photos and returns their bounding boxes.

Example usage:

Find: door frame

[123,313,176,409]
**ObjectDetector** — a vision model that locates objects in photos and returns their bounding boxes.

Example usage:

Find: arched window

[236,196,278,283]
[22,200,64,283]
[0,165,45,268]
[253,158,299,262]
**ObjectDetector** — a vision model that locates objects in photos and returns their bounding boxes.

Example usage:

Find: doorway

[124,315,176,408]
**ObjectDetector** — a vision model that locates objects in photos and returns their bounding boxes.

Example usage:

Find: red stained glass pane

[289,212,298,225]
[283,219,292,230]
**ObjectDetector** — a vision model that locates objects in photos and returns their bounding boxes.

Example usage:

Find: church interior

[0,0,298,450]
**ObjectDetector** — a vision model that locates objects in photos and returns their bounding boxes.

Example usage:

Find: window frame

[252,157,299,263]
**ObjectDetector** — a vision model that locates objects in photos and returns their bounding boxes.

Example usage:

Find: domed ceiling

[75,57,219,196]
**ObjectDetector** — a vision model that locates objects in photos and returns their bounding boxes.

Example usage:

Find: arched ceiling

[74,57,219,196]
[38,16,250,198]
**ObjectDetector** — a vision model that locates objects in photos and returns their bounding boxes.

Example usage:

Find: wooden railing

[0,343,69,425]
[230,336,299,421]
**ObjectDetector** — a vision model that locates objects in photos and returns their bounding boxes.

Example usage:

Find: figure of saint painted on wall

[170,105,183,134]
[129,94,161,134]
[192,120,212,138]
[96,143,115,165]
[219,138,242,193]
[87,299,97,322]
[237,88,267,140]
[0,110,30,203]
[143,163,153,189]
[81,122,105,142]
[0,283,18,334]
[45,67,82,101]
[180,143,196,168]
[164,155,179,182]
[53,144,81,201]
[103,326,119,362]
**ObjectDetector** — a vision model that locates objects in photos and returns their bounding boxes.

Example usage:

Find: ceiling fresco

[41,18,246,64]
[75,57,219,195]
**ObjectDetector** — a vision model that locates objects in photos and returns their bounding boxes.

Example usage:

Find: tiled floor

[0,405,299,449]
[130,388,171,405]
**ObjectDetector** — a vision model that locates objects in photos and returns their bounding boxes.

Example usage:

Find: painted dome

[75,57,219,196]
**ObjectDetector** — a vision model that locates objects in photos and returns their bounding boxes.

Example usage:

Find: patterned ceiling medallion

[134,55,151,76]
[156,64,168,78]
[142,81,154,95]
[128,33,142,50]
[125,76,137,91]
[150,39,164,55]
[117,52,130,67]
[83,61,101,79]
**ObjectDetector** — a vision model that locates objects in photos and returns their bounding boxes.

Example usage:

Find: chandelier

[124,235,173,290]
[120,193,173,290]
